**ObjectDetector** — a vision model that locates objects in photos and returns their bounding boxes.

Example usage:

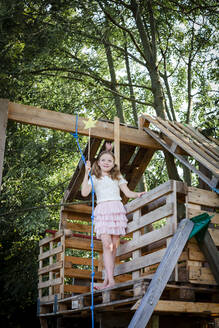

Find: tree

[0,1,218,326]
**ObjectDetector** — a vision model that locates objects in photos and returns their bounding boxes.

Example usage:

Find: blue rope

[212,187,219,194]
[71,115,95,328]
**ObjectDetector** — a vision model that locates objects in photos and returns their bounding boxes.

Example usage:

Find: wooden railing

[114,180,184,282]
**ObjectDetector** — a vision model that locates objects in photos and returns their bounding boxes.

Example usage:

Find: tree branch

[97,0,147,61]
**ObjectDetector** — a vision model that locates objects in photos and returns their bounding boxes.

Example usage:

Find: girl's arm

[119,183,146,199]
[81,161,92,197]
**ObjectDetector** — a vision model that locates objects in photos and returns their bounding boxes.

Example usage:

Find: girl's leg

[110,235,120,286]
[94,234,120,290]
[100,234,115,288]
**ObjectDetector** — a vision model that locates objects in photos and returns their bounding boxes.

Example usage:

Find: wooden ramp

[141,115,219,191]
[128,218,194,328]
[129,214,219,328]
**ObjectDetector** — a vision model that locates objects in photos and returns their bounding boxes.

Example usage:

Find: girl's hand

[137,191,146,198]
[85,161,91,175]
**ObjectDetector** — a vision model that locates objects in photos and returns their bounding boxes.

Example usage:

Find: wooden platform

[38,277,219,318]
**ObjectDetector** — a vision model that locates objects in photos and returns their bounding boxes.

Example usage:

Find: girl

[81,148,145,290]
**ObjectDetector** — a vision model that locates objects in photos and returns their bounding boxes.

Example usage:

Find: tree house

[1,100,219,328]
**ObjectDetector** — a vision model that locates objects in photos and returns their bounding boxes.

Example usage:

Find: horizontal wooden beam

[133,299,219,314]
[7,101,161,149]
[155,300,219,314]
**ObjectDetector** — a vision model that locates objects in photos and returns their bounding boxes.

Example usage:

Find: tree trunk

[131,0,166,118]
[103,22,124,122]
[124,41,138,126]
[130,0,180,181]
[163,150,181,181]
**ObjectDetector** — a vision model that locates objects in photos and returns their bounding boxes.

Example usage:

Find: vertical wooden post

[165,181,178,281]
[60,233,65,297]
[114,116,120,169]
[0,99,9,190]
[49,241,53,297]
[132,210,141,284]
[38,246,43,299]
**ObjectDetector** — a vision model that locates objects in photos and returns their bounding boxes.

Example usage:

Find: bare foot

[105,280,115,289]
[91,282,108,291]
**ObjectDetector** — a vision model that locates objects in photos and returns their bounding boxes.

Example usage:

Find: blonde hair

[92,150,120,180]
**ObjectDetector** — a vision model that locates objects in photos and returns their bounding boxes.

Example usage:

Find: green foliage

[0,0,218,326]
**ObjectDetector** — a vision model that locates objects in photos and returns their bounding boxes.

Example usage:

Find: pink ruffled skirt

[94,200,127,239]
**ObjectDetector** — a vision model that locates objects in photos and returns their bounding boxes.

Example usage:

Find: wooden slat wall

[38,231,64,302]
[182,186,219,285]
[114,180,178,281]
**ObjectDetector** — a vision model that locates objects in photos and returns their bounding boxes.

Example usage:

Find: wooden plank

[62,211,92,222]
[187,187,219,207]
[188,266,216,285]
[124,180,174,214]
[39,231,63,246]
[8,101,161,149]
[0,99,9,189]
[177,122,219,157]
[209,228,219,246]
[128,218,194,328]
[39,294,62,303]
[188,242,205,261]
[65,237,102,252]
[64,268,102,279]
[38,261,63,275]
[171,121,219,163]
[64,284,90,294]
[114,248,166,277]
[127,203,173,234]
[145,127,218,189]
[154,300,219,314]
[197,230,219,284]
[63,204,92,214]
[166,120,219,167]
[38,277,62,289]
[60,234,65,297]
[114,116,120,169]
[65,222,92,233]
[117,224,173,257]
[144,115,219,175]
[208,136,219,148]
[188,208,219,225]
[65,256,99,267]
[132,210,141,280]
[38,245,63,261]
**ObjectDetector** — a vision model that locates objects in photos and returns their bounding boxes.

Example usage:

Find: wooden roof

[142,115,219,191]
[64,115,219,203]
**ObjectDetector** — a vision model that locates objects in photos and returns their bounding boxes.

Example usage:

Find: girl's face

[98,153,114,174]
